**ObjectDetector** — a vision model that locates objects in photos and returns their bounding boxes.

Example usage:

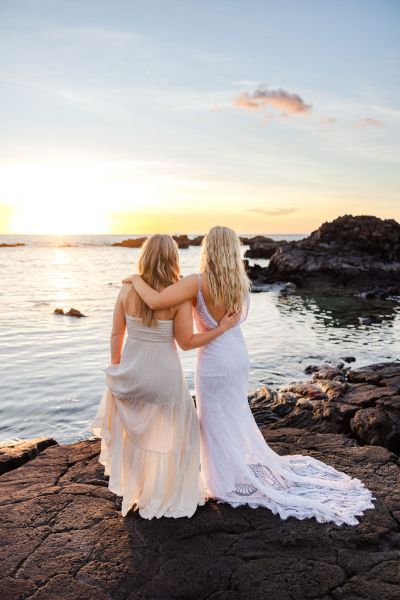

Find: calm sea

[1,234,399,443]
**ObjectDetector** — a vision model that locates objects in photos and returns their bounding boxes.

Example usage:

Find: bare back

[121,284,177,322]
[197,273,228,323]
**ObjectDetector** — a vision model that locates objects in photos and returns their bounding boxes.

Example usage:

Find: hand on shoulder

[122,273,141,284]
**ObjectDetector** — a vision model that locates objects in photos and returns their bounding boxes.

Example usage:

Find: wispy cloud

[248,207,297,217]
[233,86,312,115]
[355,117,384,128]
[318,116,337,125]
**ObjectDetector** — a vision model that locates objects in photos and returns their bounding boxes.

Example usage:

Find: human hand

[122,273,140,284]
[219,310,241,332]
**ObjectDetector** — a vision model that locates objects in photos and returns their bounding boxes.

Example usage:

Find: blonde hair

[134,234,180,327]
[200,226,251,312]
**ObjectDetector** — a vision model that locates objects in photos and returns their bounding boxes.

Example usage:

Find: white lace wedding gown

[194,276,376,526]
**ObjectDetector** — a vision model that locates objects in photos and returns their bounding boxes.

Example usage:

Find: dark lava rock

[342,356,356,363]
[253,362,400,455]
[112,237,147,248]
[113,235,204,249]
[172,234,191,249]
[0,437,57,475]
[245,215,400,292]
[65,308,87,318]
[243,235,292,260]
[358,314,386,325]
[304,364,321,375]
[54,308,87,318]
[356,285,400,300]
[1,429,399,600]
[190,235,204,246]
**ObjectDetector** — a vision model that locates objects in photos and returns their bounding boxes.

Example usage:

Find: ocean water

[1,234,399,444]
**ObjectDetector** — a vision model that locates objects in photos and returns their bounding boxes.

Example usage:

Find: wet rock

[342,356,356,363]
[304,364,320,375]
[244,240,285,259]
[0,433,398,600]
[356,285,400,300]
[240,235,275,246]
[358,314,389,325]
[0,437,57,475]
[190,235,204,246]
[351,407,400,452]
[0,242,25,247]
[251,362,400,455]
[245,215,400,292]
[279,282,297,295]
[172,234,190,248]
[54,308,87,318]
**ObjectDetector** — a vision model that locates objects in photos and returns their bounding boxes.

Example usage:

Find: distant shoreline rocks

[0,242,25,247]
[112,234,277,250]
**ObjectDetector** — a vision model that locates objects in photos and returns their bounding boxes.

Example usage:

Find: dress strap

[197,273,202,295]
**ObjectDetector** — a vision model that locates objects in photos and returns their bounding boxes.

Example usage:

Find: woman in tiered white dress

[91,234,239,519]
[124,226,376,527]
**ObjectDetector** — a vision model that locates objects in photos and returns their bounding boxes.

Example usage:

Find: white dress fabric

[91,314,205,519]
[194,275,377,526]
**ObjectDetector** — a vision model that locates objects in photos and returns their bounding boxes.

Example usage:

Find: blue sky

[0,0,399,234]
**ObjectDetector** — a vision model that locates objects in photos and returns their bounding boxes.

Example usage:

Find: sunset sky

[1,0,399,235]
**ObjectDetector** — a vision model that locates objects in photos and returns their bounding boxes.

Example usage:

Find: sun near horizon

[0,1,399,236]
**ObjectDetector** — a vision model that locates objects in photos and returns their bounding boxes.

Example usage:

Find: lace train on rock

[194,276,376,526]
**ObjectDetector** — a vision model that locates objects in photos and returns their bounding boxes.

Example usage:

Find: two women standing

[92,226,376,526]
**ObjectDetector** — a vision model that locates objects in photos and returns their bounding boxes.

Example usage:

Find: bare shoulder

[118,283,133,300]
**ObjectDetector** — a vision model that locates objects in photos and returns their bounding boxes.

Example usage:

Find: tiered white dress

[91,314,205,519]
[194,275,377,526]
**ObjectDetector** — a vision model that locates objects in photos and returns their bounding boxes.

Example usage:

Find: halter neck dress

[91,314,205,519]
[193,274,376,526]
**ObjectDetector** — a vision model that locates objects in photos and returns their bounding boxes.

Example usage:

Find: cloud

[355,117,384,128]
[318,116,337,125]
[233,86,312,115]
[248,208,297,217]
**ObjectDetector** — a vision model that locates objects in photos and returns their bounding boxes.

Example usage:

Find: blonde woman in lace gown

[91,234,239,519]
[123,226,377,526]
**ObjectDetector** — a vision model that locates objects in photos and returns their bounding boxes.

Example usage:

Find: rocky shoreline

[245,215,400,297]
[110,215,400,301]
[1,361,400,599]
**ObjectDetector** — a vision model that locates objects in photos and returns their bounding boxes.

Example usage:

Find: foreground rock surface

[1,428,399,600]
[251,361,400,455]
[0,437,56,475]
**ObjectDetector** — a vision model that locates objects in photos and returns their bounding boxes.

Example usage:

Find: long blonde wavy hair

[130,234,180,327]
[200,226,251,312]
